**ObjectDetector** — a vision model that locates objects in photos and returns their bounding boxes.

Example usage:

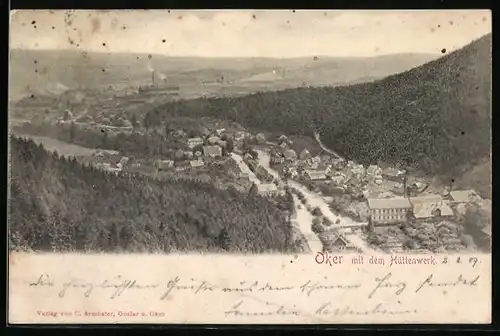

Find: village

[10,68,491,255]
[76,124,490,255]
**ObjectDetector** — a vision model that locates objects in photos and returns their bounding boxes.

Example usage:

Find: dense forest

[9,136,296,253]
[144,34,491,178]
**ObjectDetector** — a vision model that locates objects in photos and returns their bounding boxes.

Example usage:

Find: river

[255,149,376,253]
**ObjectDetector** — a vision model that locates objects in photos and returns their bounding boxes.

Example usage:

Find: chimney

[404,173,409,198]
[152,71,155,86]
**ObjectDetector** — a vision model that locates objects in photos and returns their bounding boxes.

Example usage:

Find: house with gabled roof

[366,165,380,176]
[207,135,221,145]
[330,231,351,249]
[251,183,282,197]
[322,230,356,252]
[155,159,174,171]
[190,159,204,168]
[203,145,222,158]
[299,149,312,161]
[234,131,246,141]
[409,195,454,221]
[278,134,288,143]
[449,190,480,203]
[382,167,405,182]
[270,152,285,165]
[284,149,297,161]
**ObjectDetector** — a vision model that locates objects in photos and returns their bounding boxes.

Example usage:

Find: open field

[12,134,102,157]
[9,49,438,102]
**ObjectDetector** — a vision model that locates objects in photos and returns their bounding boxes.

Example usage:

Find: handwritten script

[25,271,482,320]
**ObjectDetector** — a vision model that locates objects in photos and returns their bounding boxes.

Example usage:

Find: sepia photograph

[8,9,492,324]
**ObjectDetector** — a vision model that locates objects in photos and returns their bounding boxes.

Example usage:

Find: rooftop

[326,231,352,246]
[188,137,204,143]
[383,167,404,176]
[256,183,278,192]
[305,170,327,180]
[203,145,222,156]
[190,159,204,167]
[410,195,443,204]
[367,197,412,209]
[284,149,297,158]
[411,200,454,219]
[449,190,479,203]
[481,225,491,237]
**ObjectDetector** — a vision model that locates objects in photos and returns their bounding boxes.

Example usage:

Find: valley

[8,34,491,255]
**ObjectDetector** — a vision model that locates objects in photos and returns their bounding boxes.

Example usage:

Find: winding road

[255,149,376,253]
[313,131,341,160]
[291,195,324,254]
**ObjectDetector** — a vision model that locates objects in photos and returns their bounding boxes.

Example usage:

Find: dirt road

[313,131,341,159]
[255,149,376,253]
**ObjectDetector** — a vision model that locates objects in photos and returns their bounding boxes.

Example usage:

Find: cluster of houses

[367,189,485,227]
[154,129,235,172]
[88,127,260,177]
[362,188,492,252]
[271,140,431,202]
[270,145,406,194]
[154,158,206,172]
[271,148,335,179]
[90,150,129,174]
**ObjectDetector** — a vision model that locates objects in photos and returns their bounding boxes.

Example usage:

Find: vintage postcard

[8,10,492,324]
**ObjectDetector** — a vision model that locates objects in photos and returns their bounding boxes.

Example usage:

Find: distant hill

[9,49,437,101]
[147,34,491,188]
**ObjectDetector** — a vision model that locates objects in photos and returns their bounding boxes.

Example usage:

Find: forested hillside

[146,34,491,179]
[9,136,295,253]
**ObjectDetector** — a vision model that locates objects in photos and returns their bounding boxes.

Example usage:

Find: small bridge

[330,222,369,229]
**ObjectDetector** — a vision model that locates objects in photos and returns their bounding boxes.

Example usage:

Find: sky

[9,10,492,58]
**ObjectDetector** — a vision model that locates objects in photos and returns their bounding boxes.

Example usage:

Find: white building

[254,183,281,196]
[187,137,204,148]
[156,159,174,170]
[366,165,380,176]
[190,159,204,168]
[304,170,327,181]
[367,198,412,225]
[203,145,222,158]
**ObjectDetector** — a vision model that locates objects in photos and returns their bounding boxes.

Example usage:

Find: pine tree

[69,122,76,142]
[217,228,231,251]
[131,114,138,131]
[101,130,109,147]
[225,138,234,153]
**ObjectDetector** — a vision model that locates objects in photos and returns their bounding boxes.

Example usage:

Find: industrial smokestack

[152,71,155,86]
[404,173,409,198]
